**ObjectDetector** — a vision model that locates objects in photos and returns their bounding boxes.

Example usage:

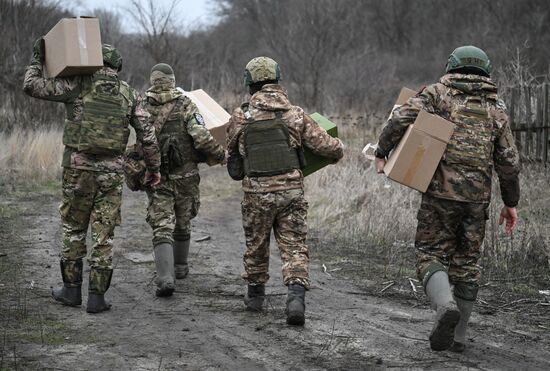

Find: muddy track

[2,168,550,370]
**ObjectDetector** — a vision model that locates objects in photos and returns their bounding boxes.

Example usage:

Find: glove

[144,170,161,188]
[33,37,45,63]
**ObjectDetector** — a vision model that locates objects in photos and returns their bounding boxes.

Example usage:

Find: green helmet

[102,44,123,71]
[244,57,281,86]
[445,45,491,76]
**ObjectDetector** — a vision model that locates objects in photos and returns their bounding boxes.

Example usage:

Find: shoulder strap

[153,99,178,135]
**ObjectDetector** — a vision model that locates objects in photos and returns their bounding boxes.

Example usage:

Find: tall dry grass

[305,120,550,281]
[0,129,63,187]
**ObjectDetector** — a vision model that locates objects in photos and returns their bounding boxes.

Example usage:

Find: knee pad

[419,261,447,289]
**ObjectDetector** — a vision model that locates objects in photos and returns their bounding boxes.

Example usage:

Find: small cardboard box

[388,87,417,119]
[302,113,338,177]
[384,110,455,192]
[44,17,103,78]
[183,89,230,146]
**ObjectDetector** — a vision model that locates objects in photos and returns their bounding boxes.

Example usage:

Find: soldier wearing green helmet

[226,56,344,326]
[374,46,520,352]
[23,39,161,314]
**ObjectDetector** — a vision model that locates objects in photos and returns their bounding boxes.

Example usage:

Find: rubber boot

[154,242,175,297]
[244,284,265,312]
[286,283,306,326]
[425,271,460,351]
[450,297,475,353]
[52,259,83,307]
[173,239,190,279]
[86,268,113,314]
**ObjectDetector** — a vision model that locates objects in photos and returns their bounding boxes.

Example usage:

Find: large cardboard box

[44,17,103,78]
[182,89,230,146]
[302,113,338,177]
[384,110,455,192]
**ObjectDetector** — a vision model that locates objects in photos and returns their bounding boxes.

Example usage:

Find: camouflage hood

[145,68,182,105]
[94,66,119,79]
[440,73,498,99]
[249,84,292,111]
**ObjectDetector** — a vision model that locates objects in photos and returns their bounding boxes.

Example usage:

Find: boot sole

[449,341,466,353]
[286,311,305,326]
[86,305,112,314]
[156,287,175,297]
[430,308,460,351]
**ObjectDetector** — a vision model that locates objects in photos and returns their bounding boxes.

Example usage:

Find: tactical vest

[63,74,133,156]
[149,97,204,174]
[242,105,302,177]
[445,92,497,170]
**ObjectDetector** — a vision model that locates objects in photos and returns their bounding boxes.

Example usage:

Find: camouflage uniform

[227,84,344,289]
[23,56,160,290]
[144,68,225,246]
[377,73,520,296]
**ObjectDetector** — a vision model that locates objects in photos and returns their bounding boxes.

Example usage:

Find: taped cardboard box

[302,113,338,177]
[384,110,455,192]
[44,17,103,78]
[182,88,230,146]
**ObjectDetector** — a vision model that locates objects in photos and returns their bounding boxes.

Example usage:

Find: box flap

[395,87,417,106]
[414,110,455,143]
[184,89,230,129]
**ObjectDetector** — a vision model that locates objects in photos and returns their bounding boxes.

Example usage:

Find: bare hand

[499,206,517,235]
[375,158,386,174]
[144,171,161,188]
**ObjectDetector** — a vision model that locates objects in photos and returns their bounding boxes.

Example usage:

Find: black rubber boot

[86,268,113,314]
[173,239,190,279]
[244,284,265,312]
[52,259,83,307]
[286,283,306,326]
[154,242,176,297]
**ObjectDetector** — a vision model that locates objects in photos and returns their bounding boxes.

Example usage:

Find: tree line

[1,0,549,132]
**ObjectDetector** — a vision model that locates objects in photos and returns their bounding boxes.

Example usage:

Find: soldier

[23,40,161,313]
[144,63,226,297]
[226,57,344,326]
[374,46,520,351]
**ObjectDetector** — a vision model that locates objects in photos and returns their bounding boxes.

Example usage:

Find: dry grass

[0,129,63,186]
[305,120,550,282]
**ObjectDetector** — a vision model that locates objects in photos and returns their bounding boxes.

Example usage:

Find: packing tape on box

[76,17,89,65]
[403,144,426,185]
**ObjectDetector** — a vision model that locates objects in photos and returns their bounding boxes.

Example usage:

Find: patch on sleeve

[194,113,206,126]
[496,99,507,110]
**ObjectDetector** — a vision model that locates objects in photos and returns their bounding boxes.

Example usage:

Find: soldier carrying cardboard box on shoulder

[23,39,161,314]
[226,57,344,326]
[374,46,520,352]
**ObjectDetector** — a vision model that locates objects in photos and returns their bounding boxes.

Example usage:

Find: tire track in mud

[4,168,550,370]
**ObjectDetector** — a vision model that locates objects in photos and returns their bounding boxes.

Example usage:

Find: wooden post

[525,86,532,160]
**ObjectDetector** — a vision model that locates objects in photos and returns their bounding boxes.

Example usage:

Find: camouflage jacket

[377,73,520,207]
[226,84,344,193]
[145,86,225,179]
[23,59,160,173]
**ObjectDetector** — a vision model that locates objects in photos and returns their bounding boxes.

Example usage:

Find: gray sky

[66,0,218,33]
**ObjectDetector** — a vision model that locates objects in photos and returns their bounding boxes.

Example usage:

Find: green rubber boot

[425,271,460,351]
[86,268,113,314]
[173,239,190,279]
[450,297,475,353]
[154,243,175,297]
[286,283,306,326]
[244,284,265,312]
[52,259,83,307]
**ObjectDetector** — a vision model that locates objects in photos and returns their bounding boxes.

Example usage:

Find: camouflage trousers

[59,168,123,269]
[415,193,488,291]
[241,189,310,289]
[146,174,200,246]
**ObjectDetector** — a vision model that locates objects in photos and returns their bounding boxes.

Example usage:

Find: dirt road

[1,167,549,370]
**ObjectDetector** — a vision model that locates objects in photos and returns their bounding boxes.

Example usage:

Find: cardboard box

[302,113,338,177]
[388,87,417,119]
[44,17,103,78]
[384,110,455,192]
[182,89,230,146]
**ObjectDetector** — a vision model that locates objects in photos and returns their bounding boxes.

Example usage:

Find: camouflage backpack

[123,100,177,191]
[63,73,133,156]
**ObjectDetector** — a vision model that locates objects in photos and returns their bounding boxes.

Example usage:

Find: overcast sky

[66,0,218,33]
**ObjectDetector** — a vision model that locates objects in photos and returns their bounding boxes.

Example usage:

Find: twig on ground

[408,278,418,294]
[380,281,395,293]
[322,264,331,276]
[195,235,211,242]
[498,298,538,309]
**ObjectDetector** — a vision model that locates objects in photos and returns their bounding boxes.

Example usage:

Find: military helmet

[445,45,491,76]
[151,63,174,75]
[244,57,281,86]
[102,44,123,71]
